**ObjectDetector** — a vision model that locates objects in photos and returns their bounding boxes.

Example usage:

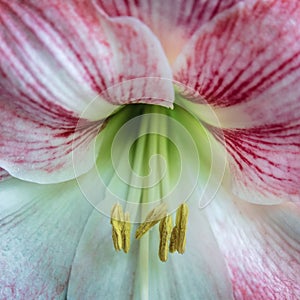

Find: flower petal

[67,205,233,299]
[0,0,173,183]
[0,168,10,182]
[147,206,233,299]
[0,178,92,299]
[173,0,300,204]
[96,0,244,63]
[207,190,300,299]
[67,211,139,299]
[213,124,300,205]
[0,98,100,184]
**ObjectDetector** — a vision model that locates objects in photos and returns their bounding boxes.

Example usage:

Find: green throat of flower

[94,103,214,262]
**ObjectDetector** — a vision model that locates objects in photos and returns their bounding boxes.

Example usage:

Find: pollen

[169,203,189,254]
[111,204,131,253]
[111,202,189,262]
[169,225,178,253]
[158,215,172,262]
[122,212,131,253]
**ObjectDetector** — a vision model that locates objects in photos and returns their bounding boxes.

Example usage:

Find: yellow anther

[176,203,189,254]
[135,203,167,239]
[111,204,124,251]
[111,205,131,252]
[122,212,131,253]
[158,215,172,262]
[169,203,189,254]
[110,202,188,259]
[169,226,178,253]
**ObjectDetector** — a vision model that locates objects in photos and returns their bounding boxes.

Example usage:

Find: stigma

[110,203,189,262]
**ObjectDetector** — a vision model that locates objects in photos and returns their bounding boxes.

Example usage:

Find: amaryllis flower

[0,0,300,299]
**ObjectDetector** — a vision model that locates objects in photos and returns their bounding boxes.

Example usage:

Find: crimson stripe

[5,1,108,95]
[208,199,300,299]
[96,0,244,61]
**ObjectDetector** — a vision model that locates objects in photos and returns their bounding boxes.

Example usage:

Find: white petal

[67,203,233,299]
[0,178,92,299]
[147,206,233,299]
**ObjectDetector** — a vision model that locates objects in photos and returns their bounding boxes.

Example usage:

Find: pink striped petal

[0,98,100,183]
[207,191,300,299]
[211,124,300,205]
[96,0,244,63]
[0,0,173,183]
[173,0,300,204]
[0,178,92,299]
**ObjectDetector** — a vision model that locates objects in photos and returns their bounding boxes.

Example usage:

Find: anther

[177,203,188,253]
[111,204,124,251]
[111,204,131,252]
[169,226,178,253]
[158,215,172,262]
[122,212,131,253]
[169,203,189,254]
[135,203,167,239]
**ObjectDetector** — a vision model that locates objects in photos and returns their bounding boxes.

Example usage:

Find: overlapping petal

[67,205,233,299]
[173,0,300,204]
[66,211,140,299]
[0,178,92,299]
[1,0,299,298]
[96,0,244,63]
[0,0,173,183]
[207,190,300,299]
[147,207,233,299]
[0,167,10,182]
[0,97,100,183]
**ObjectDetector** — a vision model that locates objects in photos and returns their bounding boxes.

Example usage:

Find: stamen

[122,212,131,253]
[111,202,189,260]
[135,203,167,239]
[111,204,131,252]
[111,204,125,251]
[169,203,189,254]
[169,226,178,253]
[158,215,172,262]
[176,203,189,254]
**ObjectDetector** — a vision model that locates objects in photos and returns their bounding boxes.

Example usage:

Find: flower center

[85,102,223,262]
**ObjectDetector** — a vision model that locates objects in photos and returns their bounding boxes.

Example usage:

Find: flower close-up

[0,0,300,299]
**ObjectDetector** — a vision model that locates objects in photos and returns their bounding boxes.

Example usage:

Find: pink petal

[173,0,300,204]
[96,0,244,63]
[0,178,92,299]
[0,98,100,183]
[0,0,173,183]
[207,191,300,299]
[211,124,300,205]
